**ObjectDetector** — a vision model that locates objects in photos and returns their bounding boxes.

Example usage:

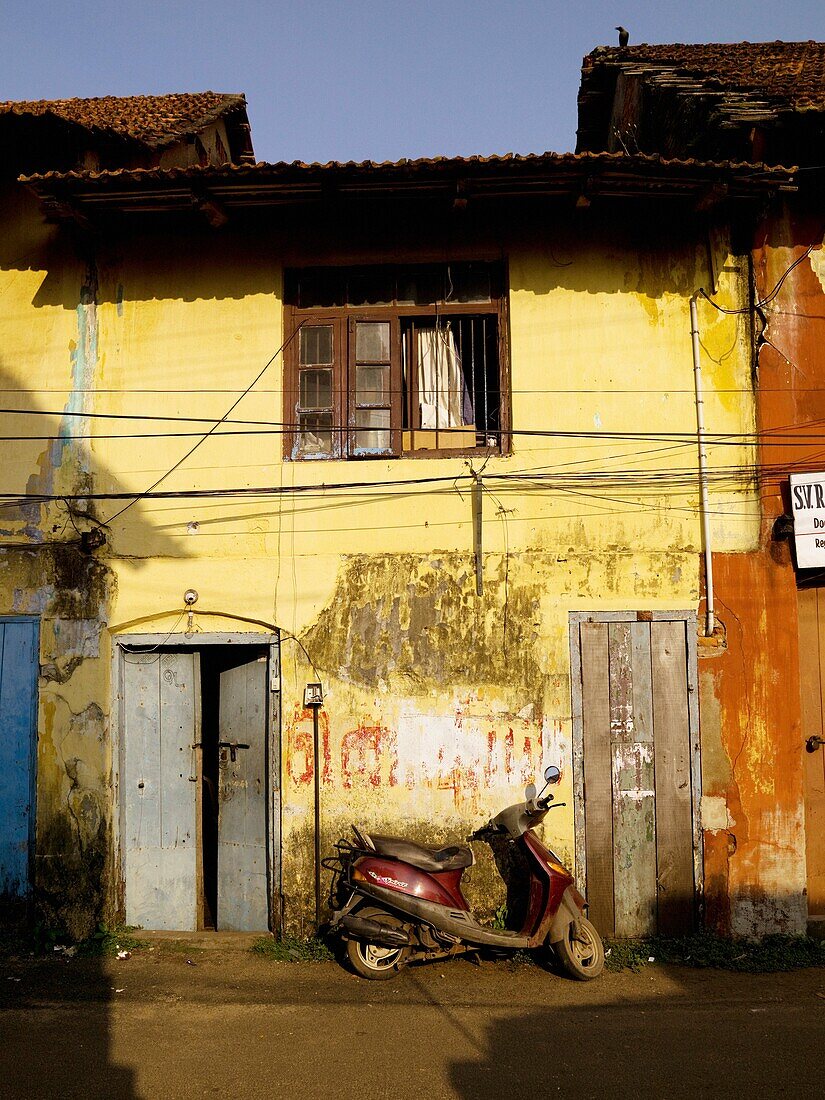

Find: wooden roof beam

[190,186,229,228]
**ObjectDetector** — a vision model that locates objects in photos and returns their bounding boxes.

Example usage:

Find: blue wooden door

[0,617,38,899]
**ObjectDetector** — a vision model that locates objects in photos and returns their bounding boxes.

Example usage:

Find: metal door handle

[219,741,250,762]
[806,735,825,753]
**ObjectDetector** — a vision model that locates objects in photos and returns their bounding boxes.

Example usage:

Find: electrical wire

[700,229,824,315]
[124,611,188,657]
[2,242,821,528]
[3,383,825,394]
[103,321,305,524]
[0,463,795,511]
[1,425,825,445]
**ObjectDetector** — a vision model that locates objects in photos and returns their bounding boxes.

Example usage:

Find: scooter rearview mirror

[544,765,561,784]
[524,782,537,801]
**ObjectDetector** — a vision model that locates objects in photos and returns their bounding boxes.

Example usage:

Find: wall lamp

[304,682,324,708]
[772,513,794,542]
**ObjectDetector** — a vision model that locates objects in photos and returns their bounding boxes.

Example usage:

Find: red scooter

[328,766,604,981]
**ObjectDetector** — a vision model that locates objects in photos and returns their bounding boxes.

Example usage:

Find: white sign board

[790,471,825,568]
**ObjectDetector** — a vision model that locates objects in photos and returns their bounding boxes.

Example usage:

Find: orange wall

[700,202,825,935]
[700,550,806,934]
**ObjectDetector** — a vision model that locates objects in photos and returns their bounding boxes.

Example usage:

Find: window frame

[347,313,404,458]
[283,264,511,461]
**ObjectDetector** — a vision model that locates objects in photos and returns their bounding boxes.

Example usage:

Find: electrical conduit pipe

[690,291,715,637]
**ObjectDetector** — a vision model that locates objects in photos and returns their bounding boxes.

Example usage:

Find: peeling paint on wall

[701,551,808,937]
[2,192,769,937]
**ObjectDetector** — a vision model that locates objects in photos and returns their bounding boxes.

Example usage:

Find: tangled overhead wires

[700,229,824,316]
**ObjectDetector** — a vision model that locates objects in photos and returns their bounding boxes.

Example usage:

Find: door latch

[806,735,825,753]
[219,741,250,762]
[188,742,202,782]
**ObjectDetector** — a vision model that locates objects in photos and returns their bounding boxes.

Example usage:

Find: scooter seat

[367,834,474,873]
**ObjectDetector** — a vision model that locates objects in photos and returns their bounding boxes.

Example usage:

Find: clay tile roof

[20,149,795,184]
[583,41,825,112]
[0,91,247,148]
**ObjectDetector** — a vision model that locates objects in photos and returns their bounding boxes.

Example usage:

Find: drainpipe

[690,291,715,637]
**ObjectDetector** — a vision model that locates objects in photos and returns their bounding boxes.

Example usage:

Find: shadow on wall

[4,186,724,308]
[0,345,187,940]
[505,201,722,300]
[0,185,208,1100]
[3,188,282,308]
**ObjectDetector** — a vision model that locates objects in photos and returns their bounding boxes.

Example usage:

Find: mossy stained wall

[0,193,760,932]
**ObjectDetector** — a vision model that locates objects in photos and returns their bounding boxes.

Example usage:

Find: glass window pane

[299,325,333,366]
[299,368,333,410]
[396,272,416,305]
[356,365,389,406]
[396,266,444,306]
[347,268,393,306]
[452,263,492,303]
[356,322,390,362]
[354,409,391,454]
[356,409,391,429]
[295,270,342,308]
[298,411,333,457]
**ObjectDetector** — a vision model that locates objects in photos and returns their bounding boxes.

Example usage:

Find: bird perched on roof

[616,26,629,48]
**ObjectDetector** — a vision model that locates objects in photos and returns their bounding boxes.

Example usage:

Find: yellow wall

[0,190,758,933]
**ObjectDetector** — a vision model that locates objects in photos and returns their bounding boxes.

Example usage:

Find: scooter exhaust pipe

[341,913,411,947]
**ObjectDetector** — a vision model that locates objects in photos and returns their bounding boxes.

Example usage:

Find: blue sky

[2,1,823,162]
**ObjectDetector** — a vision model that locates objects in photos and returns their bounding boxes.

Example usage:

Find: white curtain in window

[417,324,466,430]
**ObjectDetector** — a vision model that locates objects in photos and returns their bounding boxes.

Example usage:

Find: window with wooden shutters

[296,323,336,458]
[284,263,508,460]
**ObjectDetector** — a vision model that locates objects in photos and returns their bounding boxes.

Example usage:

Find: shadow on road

[3,950,825,1100]
[0,953,140,1100]
[447,978,823,1099]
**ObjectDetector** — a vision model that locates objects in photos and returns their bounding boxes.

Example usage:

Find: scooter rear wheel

[553,917,605,980]
[344,906,411,981]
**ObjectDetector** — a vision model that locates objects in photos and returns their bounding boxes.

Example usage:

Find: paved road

[1,943,824,1099]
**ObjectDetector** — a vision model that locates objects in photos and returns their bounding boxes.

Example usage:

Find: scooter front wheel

[344,906,411,981]
[553,917,605,980]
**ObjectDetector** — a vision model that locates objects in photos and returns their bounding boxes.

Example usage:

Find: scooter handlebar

[468,799,567,841]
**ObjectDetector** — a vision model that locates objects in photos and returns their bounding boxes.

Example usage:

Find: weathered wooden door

[797,588,825,922]
[123,651,200,930]
[216,655,268,931]
[573,615,698,937]
[0,618,38,900]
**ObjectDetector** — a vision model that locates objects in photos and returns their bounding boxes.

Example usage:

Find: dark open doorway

[199,648,222,929]
[198,645,270,931]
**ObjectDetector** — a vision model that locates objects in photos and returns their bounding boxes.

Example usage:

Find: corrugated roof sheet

[583,41,825,112]
[0,92,247,148]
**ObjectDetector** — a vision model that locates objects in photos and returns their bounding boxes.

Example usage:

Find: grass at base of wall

[76,924,147,958]
[247,929,825,973]
[605,932,825,973]
[251,934,335,962]
[0,922,148,958]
